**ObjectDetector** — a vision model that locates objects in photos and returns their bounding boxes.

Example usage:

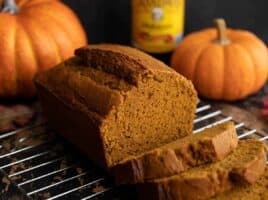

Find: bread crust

[112,122,238,184]
[138,140,267,200]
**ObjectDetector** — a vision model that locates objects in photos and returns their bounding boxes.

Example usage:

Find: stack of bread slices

[112,122,267,200]
[35,44,267,200]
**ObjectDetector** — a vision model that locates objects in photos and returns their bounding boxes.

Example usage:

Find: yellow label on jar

[132,0,184,53]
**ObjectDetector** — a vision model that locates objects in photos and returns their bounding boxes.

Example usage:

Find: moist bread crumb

[212,167,268,200]
[112,122,238,184]
[138,139,267,200]
[35,44,198,168]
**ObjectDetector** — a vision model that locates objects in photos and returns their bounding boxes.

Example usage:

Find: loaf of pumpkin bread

[35,44,198,168]
[112,122,238,184]
[138,139,267,200]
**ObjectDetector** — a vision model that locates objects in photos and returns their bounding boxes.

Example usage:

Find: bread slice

[112,122,238,184]
[138,139,267,200]
[35,44,198,168]
[212,167,268,200]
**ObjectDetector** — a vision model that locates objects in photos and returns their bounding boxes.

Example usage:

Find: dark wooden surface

[212,83,268,136]
[62,0,268,44]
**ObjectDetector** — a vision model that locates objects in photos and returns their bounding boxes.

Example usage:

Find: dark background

[62,0,268,44]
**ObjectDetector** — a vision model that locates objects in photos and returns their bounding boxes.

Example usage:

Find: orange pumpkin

[171,19,268,101]
[0,0,87,98]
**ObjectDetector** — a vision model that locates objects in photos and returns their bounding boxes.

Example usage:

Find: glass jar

[132,0,185,57]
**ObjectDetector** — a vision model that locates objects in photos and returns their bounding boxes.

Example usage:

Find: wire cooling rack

[0,101,267,200]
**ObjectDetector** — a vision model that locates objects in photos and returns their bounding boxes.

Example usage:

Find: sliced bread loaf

[35,44,198,168]
[212,167,268,200]
[112,122,238,184]
[138,139,267,200]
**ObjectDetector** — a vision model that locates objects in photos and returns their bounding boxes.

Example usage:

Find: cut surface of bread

[35,44,198,168]
[112,122,238,184]
[138,139,267,200]
[211,167,268,200]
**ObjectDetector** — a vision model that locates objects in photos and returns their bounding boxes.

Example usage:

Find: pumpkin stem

[214,18,230,45]
[1,0,19,14]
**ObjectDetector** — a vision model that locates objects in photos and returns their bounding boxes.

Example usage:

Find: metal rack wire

[0,102,267,200]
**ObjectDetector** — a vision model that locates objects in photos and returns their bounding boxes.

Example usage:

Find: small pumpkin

[171,18,268,101]
[0,0,87,98]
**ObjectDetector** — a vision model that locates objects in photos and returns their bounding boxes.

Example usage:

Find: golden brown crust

[35,83,107,168]
[112,122,238,185]
[138,140,267,200]
[75,44,182,85]
[75,44,173,71]
[35,57,125,117]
